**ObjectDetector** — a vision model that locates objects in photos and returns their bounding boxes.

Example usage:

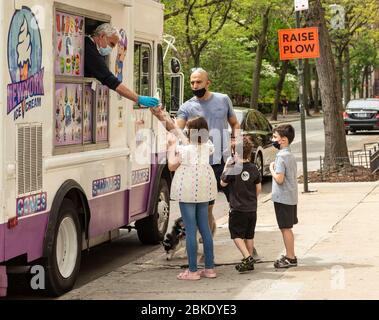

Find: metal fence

[319,142,379,182]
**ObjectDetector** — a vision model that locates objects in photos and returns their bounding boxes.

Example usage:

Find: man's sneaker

[274,255,297,268]
[235,256,255,272]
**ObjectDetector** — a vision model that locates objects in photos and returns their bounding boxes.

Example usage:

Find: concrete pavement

[61,180,379,300]
[267,110,323,126]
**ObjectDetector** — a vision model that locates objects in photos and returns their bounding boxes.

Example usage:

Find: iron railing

[318,142,379,182]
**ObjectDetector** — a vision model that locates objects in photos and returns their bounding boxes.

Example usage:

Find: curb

[268,114,323,125]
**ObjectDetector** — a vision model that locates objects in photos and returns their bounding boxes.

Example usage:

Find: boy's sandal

[199,268,217,278]
[177,269,201,280]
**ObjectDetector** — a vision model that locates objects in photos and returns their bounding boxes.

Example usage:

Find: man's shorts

[209,161,230,206]
[274,202,298,229]
[229,210,257,239]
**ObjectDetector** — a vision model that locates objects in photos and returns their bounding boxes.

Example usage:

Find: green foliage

[162,0,378,105]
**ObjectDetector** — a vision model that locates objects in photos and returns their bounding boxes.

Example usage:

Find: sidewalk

[61,181,379,300]
[267,110,323,126]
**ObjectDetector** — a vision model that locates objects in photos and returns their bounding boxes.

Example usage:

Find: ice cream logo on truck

[7,6,44,121]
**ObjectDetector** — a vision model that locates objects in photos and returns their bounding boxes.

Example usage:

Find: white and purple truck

[0,0,182,297]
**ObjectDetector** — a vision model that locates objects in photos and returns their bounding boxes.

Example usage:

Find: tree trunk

[365,66,369,98]
[307,0,349,169]
[303,59,312,117]
[343,46,351,107]
[271,61,289,121]
[250,7,270,109]
[359,69,364,98]
[314,66,320,113]
[337,54,344,110]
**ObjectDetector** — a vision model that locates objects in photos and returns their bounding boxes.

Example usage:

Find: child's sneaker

[235,256,255,272]
[274,255,297,268]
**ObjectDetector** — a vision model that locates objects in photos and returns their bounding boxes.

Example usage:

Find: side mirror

[170,58,181,74]
[170,74,184,116]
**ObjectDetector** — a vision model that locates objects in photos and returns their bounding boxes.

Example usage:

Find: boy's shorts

[209,160,230,206]
[229,210,257,239]
[274,202,298,229]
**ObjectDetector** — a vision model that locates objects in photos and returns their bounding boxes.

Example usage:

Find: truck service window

[54,8,110,151]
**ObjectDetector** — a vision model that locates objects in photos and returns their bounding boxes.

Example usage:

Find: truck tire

[45,199,82,296]
[136,179,170,244]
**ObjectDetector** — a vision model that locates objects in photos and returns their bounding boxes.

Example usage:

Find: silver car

[344,99,379,134]
[233,107,277,177]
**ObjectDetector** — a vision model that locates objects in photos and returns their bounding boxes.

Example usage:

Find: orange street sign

[278,27,320,60]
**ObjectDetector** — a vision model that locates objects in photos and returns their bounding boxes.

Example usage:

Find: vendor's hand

[138,96,160,107]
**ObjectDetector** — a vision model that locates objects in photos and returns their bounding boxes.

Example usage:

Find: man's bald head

[190,67,210,81]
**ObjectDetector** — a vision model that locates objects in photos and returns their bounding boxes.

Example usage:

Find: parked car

[233,107,277,177]
[343,99,379,134]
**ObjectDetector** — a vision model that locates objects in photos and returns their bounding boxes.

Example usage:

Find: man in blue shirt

[151,68,240,237]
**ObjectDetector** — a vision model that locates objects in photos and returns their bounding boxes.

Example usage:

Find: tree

[307,0,349,169]
[163,0,233,67]
[325,0,379,105]
[250,7,270,109]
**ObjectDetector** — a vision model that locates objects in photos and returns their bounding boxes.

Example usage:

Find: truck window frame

[53,3,112,155]
[133,42,152,109]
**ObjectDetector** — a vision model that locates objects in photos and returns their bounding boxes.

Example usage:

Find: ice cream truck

[0,0,182,296]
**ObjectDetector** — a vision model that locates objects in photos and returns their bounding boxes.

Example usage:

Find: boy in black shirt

[220,136,262,272]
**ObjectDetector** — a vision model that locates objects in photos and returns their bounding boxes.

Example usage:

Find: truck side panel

[3,214,48,262]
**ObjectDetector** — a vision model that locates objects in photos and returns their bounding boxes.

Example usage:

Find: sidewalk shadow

[294,256,372,272]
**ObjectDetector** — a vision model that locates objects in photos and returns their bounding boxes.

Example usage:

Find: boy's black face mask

[272,140,281,149]
[192,88,206,98]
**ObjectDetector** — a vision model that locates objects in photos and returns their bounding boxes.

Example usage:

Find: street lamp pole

[296,10,309,192]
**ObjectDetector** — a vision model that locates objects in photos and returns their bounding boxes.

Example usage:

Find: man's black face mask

[192,88,206,98]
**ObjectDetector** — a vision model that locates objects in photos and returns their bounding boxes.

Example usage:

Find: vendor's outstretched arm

[116,84,159,107]
[115,83,138,103]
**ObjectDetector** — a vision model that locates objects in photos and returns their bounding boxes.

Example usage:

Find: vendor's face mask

[98,36,113,56]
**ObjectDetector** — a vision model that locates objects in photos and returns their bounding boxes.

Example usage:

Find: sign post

[278,1,317,193]
[296,11,309,193]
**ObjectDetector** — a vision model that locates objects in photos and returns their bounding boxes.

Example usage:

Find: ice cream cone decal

[7,7,45,119]
[17,18,31,81]
[17,18,32,118]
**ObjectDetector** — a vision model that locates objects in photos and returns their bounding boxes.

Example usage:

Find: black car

[233,108,276,177]
[344,99,379,134]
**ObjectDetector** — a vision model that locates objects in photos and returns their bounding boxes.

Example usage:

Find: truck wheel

[136,179,170,244]
[45,199,82,296]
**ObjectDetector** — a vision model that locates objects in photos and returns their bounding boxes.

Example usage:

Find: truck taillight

[376,113,379,119]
